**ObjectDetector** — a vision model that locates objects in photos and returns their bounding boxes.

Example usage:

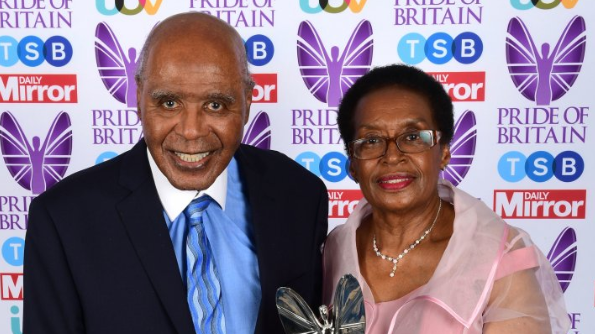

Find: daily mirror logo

[0,74,77,103]
[96,0,162,15]
[252,74,277,103]
[505,16,586,106]
[428,72,485,102]
[440,110,476,187]
[493,189,585,219]
[0,273,22,301]
[328,190,362,218]
[0,111,72,195]
[95,22,138,108]
[297,20,373,107]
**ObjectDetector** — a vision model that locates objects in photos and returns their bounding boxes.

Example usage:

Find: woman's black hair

[337,64,454,153]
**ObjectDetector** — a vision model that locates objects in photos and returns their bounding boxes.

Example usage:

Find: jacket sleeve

[23,198,85,334]
[312,182,329,308]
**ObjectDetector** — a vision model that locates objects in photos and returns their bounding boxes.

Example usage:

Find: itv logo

[96,0,162,15]
[511,0,579,10]
[300,0,367,13]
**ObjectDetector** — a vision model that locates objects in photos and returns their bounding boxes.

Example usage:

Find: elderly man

[23,12,328,334]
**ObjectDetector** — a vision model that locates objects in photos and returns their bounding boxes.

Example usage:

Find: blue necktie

[185,196,226,334]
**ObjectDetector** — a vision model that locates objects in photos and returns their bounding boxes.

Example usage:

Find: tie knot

[186,196,212,226]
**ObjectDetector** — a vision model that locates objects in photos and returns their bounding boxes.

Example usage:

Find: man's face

[137,29,251,190]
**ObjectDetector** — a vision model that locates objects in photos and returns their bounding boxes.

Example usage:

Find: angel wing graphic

[0,111,72,195]
[506,16,586,105]
[276,274,365,333]
[441,110,476,186]
[95,22,139,108]
[547,227,577,293]
[242,111,271,150]
[297,20,373,108]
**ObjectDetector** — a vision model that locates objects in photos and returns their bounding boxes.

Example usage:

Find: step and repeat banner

[0,0,593,332]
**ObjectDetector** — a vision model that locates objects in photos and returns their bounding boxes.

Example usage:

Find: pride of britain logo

[441,110,476,187]
[547,227,576,293]
[505,16,586,106]
[0,112,72,195]
[297,20,373,108]
[242,111,271,150]
[95,22,139,108]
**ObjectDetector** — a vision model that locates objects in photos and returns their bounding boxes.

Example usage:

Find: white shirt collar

[147,148,227,221]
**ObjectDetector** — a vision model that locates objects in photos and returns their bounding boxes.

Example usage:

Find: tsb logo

[398,32,483,65]
[0,273,23,300]
[494,189,585,219]
[295,151,351,182]
[251,74,277,103]
[96,0,162,15]
[300,0,367,13]
[498,151,583,182]
[428,72,485,102]
[245,35,274,66]
[328,190,362,218]
[2,237,24,267]
[0,36,72,67]
[511,0,578,10]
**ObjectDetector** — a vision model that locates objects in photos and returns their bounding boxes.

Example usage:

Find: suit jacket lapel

[235,145,285,332]
[116,141,195,334]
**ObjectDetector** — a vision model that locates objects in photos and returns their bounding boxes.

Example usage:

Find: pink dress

[323,180,570,333]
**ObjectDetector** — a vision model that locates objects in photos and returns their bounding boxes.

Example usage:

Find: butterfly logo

[277,274,365,333]
[547,227,576,293]
[440,110,476,187]
[0,111,72,195]
[505,16,586,106]
[241,111,271,150]
[297,20,373,108]
[95,22,139,108]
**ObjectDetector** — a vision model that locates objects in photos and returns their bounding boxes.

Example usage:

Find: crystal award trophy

[276,274,365,333]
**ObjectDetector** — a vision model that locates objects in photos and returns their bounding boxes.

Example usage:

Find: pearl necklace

[373,199,442,278]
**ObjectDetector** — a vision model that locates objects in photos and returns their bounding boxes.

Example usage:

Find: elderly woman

[323,64,569,333]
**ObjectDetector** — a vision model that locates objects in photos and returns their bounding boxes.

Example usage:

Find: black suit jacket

[23,141,328,334]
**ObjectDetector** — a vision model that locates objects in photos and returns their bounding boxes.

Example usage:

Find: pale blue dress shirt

[148,153,261,334]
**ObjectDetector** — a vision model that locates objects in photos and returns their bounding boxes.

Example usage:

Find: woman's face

[349,86,451,213]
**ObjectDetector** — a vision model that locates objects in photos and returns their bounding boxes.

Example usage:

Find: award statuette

[276,274,365,334]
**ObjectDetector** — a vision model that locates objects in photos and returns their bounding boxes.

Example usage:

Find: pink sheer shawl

[323,180,570,333]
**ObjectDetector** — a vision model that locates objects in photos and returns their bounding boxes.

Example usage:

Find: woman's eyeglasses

[349,130,442,160]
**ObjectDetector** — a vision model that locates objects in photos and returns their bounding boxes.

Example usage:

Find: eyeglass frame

[348,130,443,160]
